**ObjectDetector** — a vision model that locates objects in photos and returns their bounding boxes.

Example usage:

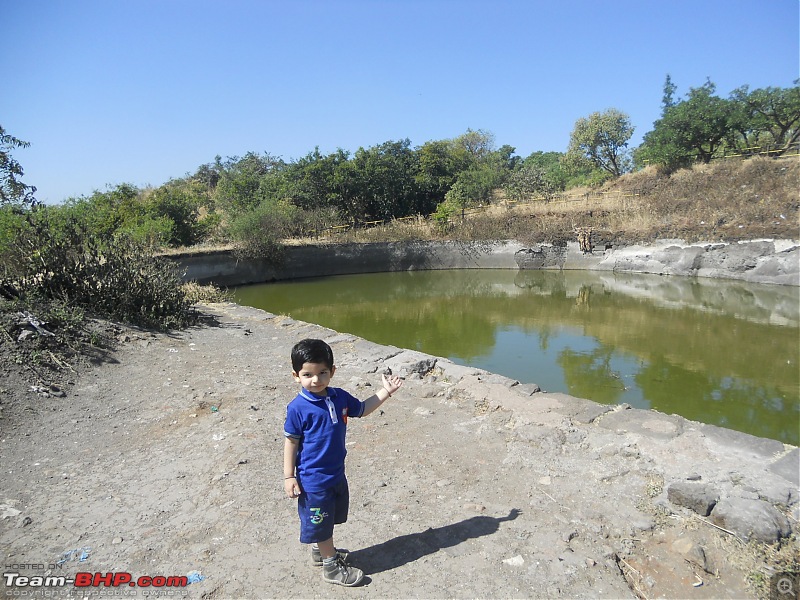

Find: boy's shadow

[348,508,520,576]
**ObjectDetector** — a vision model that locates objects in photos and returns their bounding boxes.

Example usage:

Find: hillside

[320,156,800,250]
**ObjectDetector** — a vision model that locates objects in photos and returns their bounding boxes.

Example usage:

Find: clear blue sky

[3,0,798,204]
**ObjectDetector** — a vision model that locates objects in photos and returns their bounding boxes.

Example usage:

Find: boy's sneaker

[322,556,363,587]
[311,546,348,567]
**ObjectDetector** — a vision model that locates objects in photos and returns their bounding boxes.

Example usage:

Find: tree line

[3,77,798,254]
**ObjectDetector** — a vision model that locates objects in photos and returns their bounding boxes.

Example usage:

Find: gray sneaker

[311,546,348,567]
[322,556,364,587]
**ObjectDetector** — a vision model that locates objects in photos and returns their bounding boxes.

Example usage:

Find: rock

[756,479,797,508]
[479,374,519,387]
[515,383,542,396]
[1,505,21,519]
[768,448,800,487]
[502,555,525,566]
[709,497,792,543]
[384,351,437,377]
[671,537,715,574]
[49,385,66,398]
[515,245,567,269]
[667,481,718,516]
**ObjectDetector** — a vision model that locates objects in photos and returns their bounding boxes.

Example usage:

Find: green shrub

[1,207,193,330]
[225,199,297,262]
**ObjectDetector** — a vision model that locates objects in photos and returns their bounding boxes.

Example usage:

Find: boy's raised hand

[382,373,403,396]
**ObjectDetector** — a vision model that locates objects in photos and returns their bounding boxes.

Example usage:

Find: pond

[232,270,800,445]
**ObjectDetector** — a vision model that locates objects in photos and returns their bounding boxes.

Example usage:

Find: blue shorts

[297,477,350,544]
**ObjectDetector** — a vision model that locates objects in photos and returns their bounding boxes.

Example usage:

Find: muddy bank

[1,302,796,599]
[171,238,799,287]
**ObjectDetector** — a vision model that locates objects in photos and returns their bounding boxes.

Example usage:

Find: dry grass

[180,281,232,304]
[723,531,800,599]
[332,156,799,247]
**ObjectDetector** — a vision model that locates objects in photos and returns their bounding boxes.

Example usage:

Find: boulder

[709,497,792,543]
[667,481,718,516]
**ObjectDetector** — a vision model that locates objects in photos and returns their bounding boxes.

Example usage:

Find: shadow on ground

[348,508,520,575]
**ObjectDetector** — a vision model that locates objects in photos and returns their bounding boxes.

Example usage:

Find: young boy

[284,338,403,586]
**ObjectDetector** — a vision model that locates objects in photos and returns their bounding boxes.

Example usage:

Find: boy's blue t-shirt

[284,387,365,492]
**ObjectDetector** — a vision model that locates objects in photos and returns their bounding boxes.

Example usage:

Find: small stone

[562,530,578,543]
[112,537,123,544]
[671,537,709,572]
[502,555,525,566]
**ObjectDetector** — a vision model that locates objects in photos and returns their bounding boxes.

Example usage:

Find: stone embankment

[516,238,800,287]
[171,238,800,287]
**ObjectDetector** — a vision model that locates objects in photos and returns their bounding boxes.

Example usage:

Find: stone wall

[168,238,799,287]
[170,240,525,286]
[518,239,800,286]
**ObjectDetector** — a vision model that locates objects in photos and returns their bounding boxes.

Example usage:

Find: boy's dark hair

[291,338,334,372]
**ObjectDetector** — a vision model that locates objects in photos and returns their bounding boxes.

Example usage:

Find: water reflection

[233,270,799,444]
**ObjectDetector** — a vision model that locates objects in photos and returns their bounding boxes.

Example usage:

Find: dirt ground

[0,302,796,599]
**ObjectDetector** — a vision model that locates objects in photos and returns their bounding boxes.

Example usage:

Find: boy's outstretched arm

[362,373,403,416]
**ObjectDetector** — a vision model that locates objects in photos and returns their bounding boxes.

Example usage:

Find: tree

[415,140,465,206]
[636,79,737,172]
[145,181,204,247]
[214,152,283,215]
[454,129,496,165]
[521,151,568,191]
[503,164,556,202]
[564,109,634,177]
[350,139,420,219]
[443,167,498,209]
[286,147,349,213]
[0,125,37,206]
[729,84,800,155]
[661,74,678,113]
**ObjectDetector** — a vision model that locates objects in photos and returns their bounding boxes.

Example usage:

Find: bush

[1,207,194,330]
[225,199,297,262]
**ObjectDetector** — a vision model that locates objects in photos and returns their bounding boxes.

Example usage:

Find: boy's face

[293,362,336,395]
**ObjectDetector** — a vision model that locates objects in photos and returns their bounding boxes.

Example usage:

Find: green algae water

[233,270,800,445]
